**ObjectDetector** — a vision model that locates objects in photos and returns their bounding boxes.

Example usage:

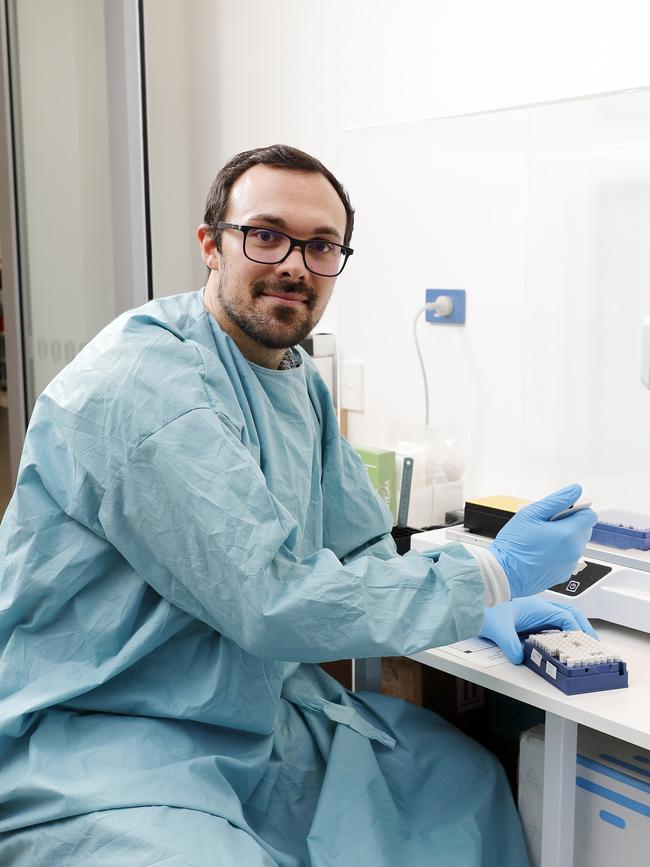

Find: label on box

[545,661,557,679]
[531,649,542,667]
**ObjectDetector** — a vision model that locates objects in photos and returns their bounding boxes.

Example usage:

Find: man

[0,145,596,865]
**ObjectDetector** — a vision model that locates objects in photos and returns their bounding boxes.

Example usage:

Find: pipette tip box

[591,509,650,550]
[522,630,628,695]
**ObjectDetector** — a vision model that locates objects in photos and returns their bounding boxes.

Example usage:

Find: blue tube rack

[522,639,628,695]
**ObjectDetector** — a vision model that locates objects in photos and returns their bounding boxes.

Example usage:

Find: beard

[217,274,321,350]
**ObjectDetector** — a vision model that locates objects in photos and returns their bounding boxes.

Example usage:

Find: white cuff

[467,546,510,607]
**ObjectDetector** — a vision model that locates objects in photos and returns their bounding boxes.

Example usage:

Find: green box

[354,445,396,521]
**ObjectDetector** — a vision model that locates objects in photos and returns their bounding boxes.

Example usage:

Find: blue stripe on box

[577,777,650,818]
[599,810,626,829]
[577,754,650,796]
[599,753,650,780]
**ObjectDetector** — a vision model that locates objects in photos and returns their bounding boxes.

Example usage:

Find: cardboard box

[381,657,423,705]
[381,657,488,725]
[518,723,650,867]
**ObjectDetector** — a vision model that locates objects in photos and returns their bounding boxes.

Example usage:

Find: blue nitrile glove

[488,484,598,599]
[479,597,598,664]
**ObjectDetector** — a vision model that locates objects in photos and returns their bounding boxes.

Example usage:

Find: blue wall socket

[425,289,466,325]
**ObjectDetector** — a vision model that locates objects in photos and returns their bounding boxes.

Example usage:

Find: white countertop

[411,620,650,750]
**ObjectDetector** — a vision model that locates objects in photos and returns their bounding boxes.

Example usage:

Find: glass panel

[8,0,119,410]
[338,88,650,512]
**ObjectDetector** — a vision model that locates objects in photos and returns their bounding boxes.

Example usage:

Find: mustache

[251,279,315,307]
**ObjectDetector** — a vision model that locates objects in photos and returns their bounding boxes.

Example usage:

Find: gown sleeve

[99,407,486,662]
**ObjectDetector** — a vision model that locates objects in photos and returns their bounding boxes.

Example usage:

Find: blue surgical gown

[0,290,528,865]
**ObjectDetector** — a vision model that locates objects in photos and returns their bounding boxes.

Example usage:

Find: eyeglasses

[216,222,354,277]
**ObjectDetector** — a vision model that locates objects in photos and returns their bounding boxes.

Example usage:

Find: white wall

[336,1,650,127]
[144,0,650,511]
[143,0,344,332]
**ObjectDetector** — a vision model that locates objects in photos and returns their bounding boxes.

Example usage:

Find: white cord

[413,297,454,427]
[413,307,431,428]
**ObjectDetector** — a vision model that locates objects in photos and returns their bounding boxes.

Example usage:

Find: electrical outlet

[425,289,466,325]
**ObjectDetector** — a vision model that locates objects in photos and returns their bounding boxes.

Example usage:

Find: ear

[197,224,221,271]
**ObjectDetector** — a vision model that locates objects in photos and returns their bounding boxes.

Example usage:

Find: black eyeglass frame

[216,221,354,277]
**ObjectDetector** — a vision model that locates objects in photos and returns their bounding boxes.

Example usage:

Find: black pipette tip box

[391,526,422,555]
[464,496,531,537]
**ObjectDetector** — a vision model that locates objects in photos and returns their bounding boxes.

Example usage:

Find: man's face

[201,164,347,355]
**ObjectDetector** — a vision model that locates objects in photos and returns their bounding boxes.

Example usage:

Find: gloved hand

[489,484,597,598]
[479,597,598,664]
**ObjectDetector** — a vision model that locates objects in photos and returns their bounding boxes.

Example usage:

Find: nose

[274,244,308,281]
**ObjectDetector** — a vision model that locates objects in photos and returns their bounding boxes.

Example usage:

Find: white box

[518,724,650,867]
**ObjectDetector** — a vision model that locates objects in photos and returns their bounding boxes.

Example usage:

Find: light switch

[341,360,365,411]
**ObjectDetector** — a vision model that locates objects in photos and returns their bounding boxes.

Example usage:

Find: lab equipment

[522,630,628,695]
[396,456,414,527]
[480,598,596,664]
[549,500,593,522]
[550,500,591,573]
[449,526,650,634]
[590,509,650,550]
[488,484,598,598]
[395,440,432,528]
[463,494,592,533]
[463,494,530,536]
[540,560,650,633]
[391,456,419,553]
[422,526,650,635]
[392,428,466,528]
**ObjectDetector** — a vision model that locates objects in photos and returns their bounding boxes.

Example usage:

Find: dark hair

[203,144,355,250]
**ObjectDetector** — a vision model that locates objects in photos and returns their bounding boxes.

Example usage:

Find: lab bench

[349,522,650,865]
[397,527,650,867]
[410,620,650,867]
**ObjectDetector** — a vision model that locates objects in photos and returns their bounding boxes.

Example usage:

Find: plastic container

[391,526,425,555]
[591,509,650,550]
[522,639,628,695]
